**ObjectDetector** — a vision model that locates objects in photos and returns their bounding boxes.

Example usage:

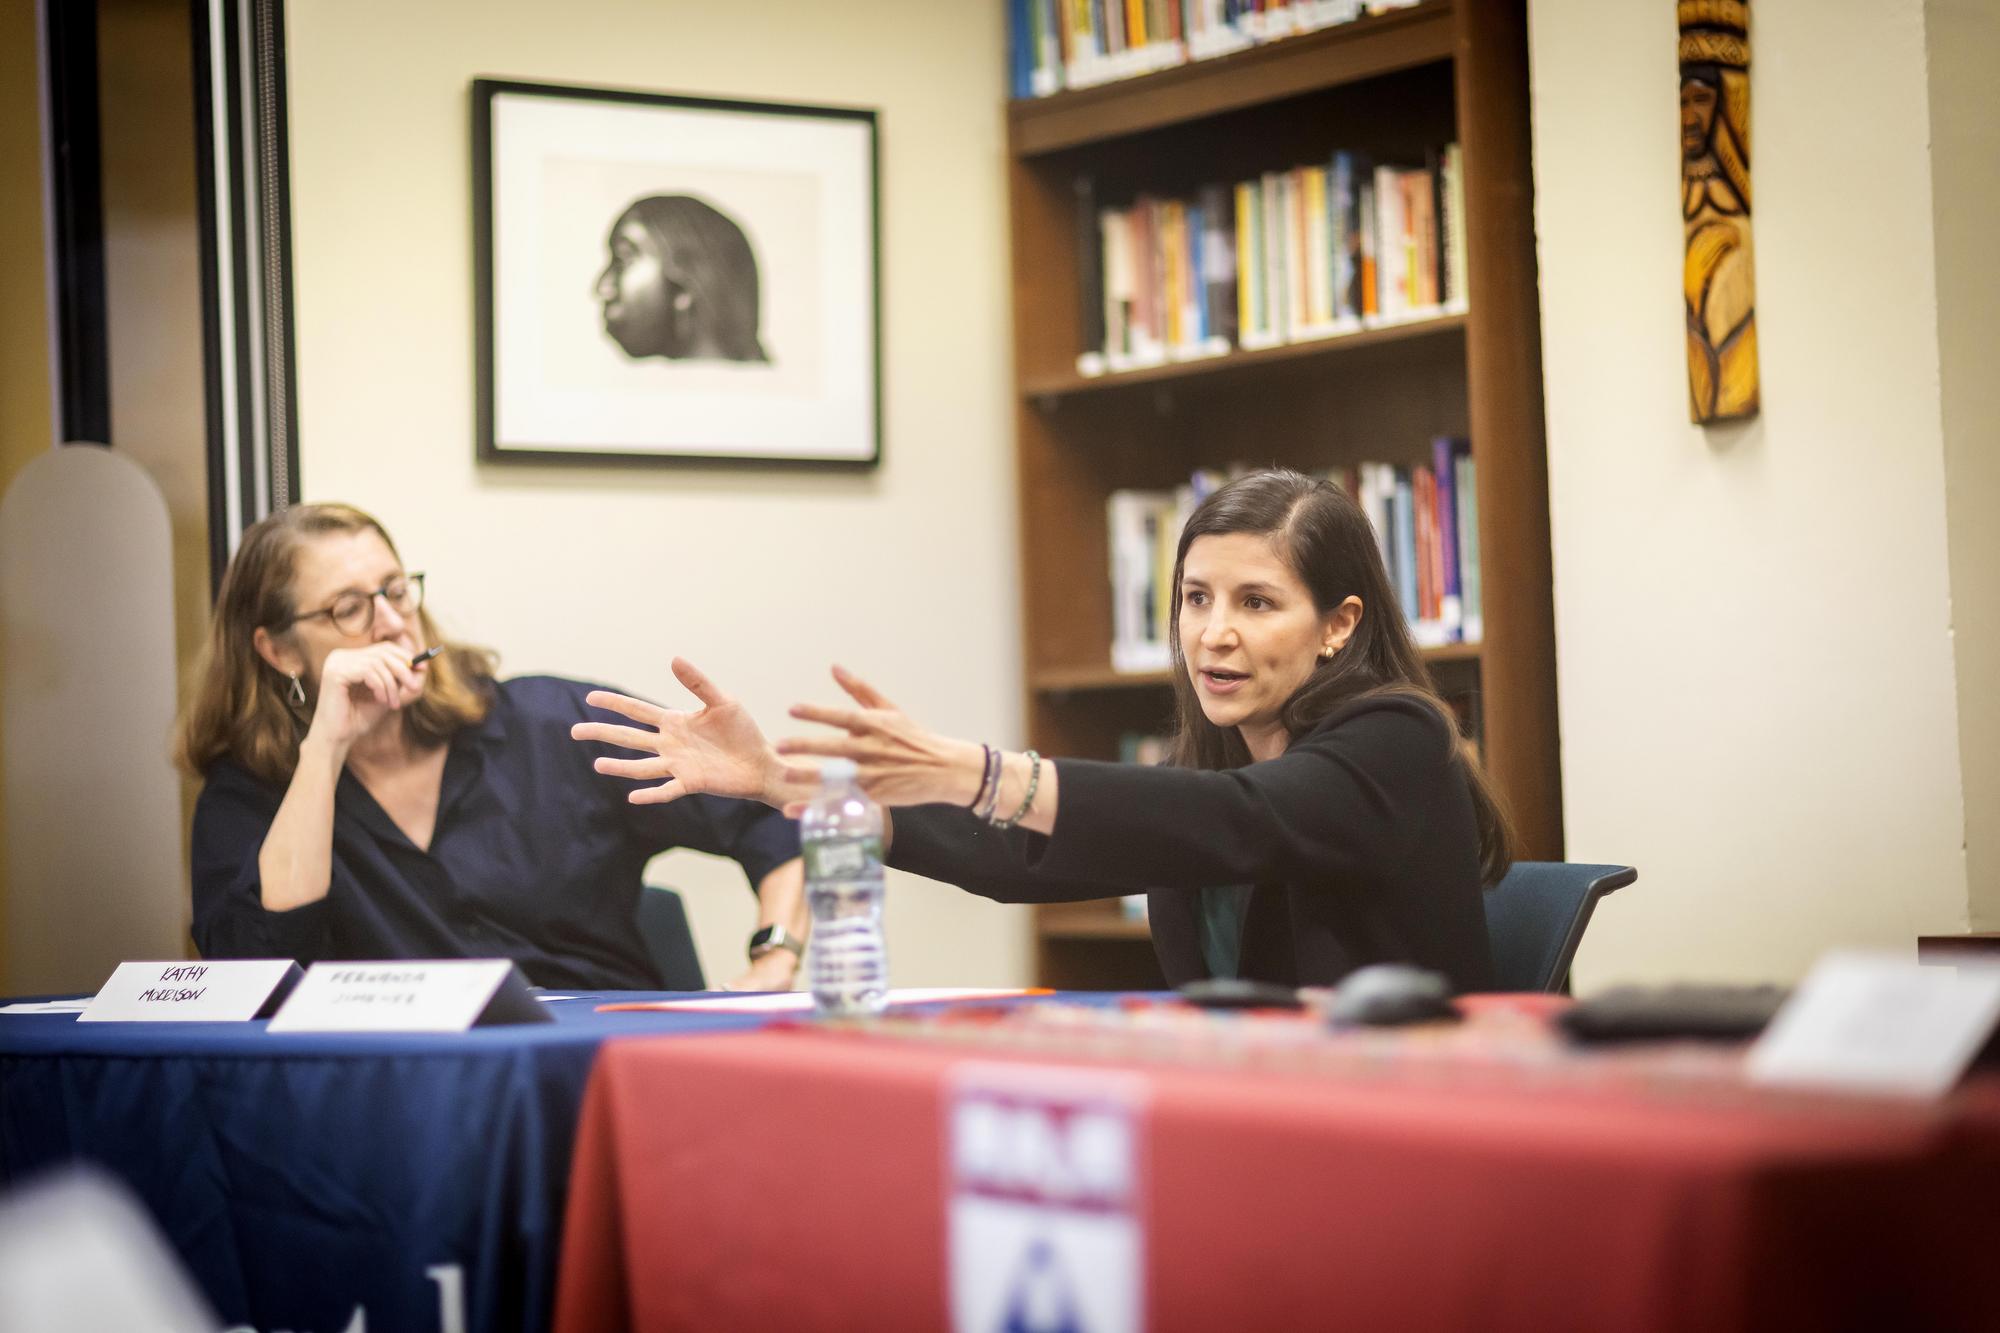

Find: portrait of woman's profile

[479,81,877,463]
[595,194,771,364]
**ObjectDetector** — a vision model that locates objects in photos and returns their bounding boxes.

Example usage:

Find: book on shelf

[1008,0,1427,100]
[1454,443,1483,644]
[1106,451,1479,672]
[1107,484,1185,672]
[1075,144,1466,376]
[1334,440,1479,647]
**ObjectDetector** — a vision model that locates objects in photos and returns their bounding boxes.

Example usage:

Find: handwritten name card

[78,960,302,1023]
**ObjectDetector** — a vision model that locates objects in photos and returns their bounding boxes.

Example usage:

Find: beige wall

[284,0,1029,987]
[1927,0,2000,927]
[0,0,53,992]
[1532,0,1982,986]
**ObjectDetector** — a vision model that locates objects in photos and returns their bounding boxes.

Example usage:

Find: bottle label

[806,837,882,881]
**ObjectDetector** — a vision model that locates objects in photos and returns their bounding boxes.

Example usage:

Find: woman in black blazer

[576,469,1513,992]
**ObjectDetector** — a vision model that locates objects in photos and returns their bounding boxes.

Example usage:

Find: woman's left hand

[777,667,987,813]
[724,950,800,993]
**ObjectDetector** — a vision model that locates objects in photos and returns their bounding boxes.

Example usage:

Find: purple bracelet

[967,743,994,811]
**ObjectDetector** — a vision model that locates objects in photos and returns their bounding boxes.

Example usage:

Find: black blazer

[887,694,1495,993]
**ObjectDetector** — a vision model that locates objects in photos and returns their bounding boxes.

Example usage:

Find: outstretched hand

[775,666,985,815]
[570,658,787,808]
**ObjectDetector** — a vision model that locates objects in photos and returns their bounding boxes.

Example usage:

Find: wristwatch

[748,924,804,962]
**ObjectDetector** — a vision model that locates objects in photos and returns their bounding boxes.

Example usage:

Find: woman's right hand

[572,658,804,809]
[304,642,427,753]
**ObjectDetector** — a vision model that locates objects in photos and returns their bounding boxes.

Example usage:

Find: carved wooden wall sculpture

[1680,0,1758,423]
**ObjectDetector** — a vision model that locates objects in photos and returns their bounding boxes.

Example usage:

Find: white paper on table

[0,1000,93,1014]
[1746,950,2000,1098]
[602,987,1043,1014]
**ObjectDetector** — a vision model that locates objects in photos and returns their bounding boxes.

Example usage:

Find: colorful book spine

[1455,446,1481,643]
[1075,177,1105,375]
[1412,465,1437,631]
[1200,183,1238,349]
[1358,172,1378,318]
[1432,435,1462,638]
[1234,180,1258,345]
[1392,471,1418,624]
[1254,172,1279,344]
[1441,143,1468,311]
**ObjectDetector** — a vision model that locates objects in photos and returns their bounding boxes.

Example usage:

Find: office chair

[1484,862,1638,993]
[634,886,707,991]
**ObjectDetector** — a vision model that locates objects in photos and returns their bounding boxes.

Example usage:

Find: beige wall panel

[1926,0,2000,928]
[284,0,1028,986]
[1531,0,1967,986]
[2,448,185,992]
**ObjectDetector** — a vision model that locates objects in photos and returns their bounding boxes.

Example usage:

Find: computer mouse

[1321,964,1460,1027]
[1177,978,1304,1010]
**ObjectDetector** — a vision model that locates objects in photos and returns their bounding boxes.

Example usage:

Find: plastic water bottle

[802,759,888,1015]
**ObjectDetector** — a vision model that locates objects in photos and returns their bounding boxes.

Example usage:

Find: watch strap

[748,924,804,961]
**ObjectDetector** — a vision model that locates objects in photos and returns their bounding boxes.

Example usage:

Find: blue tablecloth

[0,993,783,1333]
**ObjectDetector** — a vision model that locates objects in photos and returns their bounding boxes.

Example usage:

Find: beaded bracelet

[992,750,1041,830]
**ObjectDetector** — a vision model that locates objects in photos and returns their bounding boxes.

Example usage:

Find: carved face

[1681,77,1719,161]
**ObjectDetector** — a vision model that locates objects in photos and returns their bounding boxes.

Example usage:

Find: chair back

[635,886,706,991]
[1484,862,1637,993]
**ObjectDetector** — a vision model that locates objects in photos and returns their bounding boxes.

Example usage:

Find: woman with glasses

[175,503,805,991]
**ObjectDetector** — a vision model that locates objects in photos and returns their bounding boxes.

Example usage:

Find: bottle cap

[819,758,858,781]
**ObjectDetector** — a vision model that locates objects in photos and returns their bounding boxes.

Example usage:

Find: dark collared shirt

[190,675,799,989]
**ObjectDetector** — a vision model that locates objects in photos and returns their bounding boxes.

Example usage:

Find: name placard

[266,960,551,1034]
[1746,951,2000,1098]
[78,960,303,1023]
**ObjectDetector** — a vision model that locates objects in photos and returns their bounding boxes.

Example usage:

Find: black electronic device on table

[1177,978,1304,1010]
[1318,964,1460,1028]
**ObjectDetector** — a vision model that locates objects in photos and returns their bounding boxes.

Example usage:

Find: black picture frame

[472,78,882,469]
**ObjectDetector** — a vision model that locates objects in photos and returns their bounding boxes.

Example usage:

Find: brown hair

[1164,468,1515,883]
[174,503,497,784]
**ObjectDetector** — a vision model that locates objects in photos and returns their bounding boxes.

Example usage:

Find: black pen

[410,646,443,668]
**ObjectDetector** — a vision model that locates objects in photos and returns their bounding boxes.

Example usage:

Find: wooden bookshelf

[1021,312,1465,401]
[1005,0,1562,989]
[1041,913,1157,942]
[1033,641,1482,696]
[1008,4,1458,155]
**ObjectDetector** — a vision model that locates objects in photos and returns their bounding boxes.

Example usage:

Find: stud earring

[672,290,694,312]
[288,673,306,707]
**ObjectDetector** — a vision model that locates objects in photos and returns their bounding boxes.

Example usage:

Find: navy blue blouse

[189,675,799,989]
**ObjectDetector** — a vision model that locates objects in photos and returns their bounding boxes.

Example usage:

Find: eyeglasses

[273,572,426,637]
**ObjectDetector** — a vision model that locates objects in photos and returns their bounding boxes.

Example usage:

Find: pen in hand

[410,646,443,669]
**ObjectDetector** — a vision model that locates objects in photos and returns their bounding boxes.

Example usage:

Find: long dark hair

[1164,469,1514,882]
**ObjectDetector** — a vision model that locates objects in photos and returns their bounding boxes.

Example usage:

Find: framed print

[473,79,881,467]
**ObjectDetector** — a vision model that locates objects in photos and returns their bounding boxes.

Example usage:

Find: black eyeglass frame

[270,571,426,636]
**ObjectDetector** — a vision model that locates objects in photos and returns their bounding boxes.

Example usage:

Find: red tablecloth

[553,1018,2000,1332]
